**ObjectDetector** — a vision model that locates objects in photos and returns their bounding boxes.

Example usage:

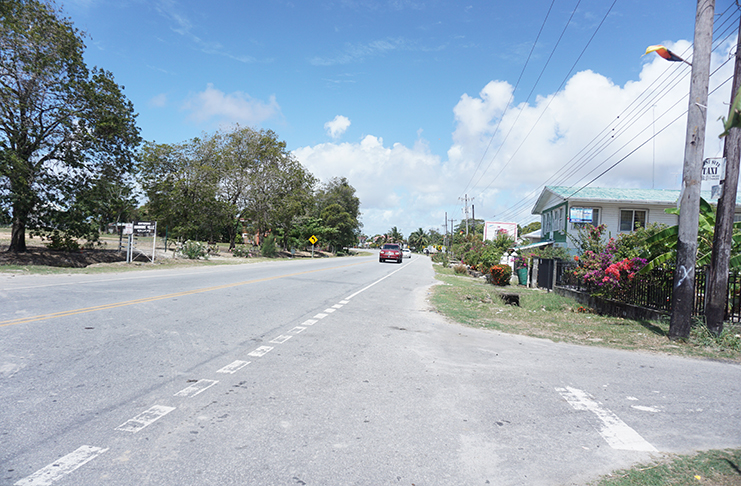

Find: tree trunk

[228,224,236,250]
[9,218,27,252]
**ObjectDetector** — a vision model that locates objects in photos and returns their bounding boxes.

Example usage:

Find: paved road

[1,253,740,485]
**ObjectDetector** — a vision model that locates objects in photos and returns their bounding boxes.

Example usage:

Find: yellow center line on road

[0,260,369,328]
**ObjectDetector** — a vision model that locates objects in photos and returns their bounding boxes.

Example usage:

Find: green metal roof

[547,186,741,205]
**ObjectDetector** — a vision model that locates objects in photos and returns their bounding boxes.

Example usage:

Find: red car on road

[379,243,403,263]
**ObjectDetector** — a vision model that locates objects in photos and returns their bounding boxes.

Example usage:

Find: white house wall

[563,202,679,250]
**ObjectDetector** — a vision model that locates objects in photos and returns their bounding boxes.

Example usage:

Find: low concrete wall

[555,286,668,322]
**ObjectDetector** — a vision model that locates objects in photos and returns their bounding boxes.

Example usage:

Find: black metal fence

[554,260,741,323]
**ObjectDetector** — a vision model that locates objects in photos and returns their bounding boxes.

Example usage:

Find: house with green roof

[529,186,741,253]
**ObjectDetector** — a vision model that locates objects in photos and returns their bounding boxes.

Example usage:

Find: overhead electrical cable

[476,0,618,198]
[458,0,558,199]
[464,0,586,195]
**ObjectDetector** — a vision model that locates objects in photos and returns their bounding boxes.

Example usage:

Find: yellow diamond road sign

[309,235,318,245]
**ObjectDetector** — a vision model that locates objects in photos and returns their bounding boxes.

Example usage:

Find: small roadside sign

[133,221,156,236]
[309,235,318,245]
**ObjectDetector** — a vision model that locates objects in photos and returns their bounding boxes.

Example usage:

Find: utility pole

[670,0,715,340]
[472,205,476,235]
[705,10,741,336]
[459,194,473,236]
[444,212,448,248]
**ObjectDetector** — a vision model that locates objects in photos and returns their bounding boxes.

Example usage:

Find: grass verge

[430,266,741,363]
[592,448,741,485]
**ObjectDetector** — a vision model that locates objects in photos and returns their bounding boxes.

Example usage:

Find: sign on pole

[702,157,726,199]
[309,235,317,258]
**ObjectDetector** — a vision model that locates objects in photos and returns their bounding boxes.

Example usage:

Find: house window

[620,209,647,232]
[734,213,741,223]
[558,208,564,231]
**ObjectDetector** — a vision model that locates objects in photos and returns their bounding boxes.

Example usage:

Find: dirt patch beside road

[0,246,126,268]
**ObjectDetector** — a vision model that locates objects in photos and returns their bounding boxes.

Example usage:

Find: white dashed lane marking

[270,335,293,344]
[248,346,274,357]
[556,386,657,452]
[314,313,328,319]
[15,445,109,486]
[323,308,336,313]
[302,319,318,326]
[631,405,661,413]
[289,326,306,334]
[174,379,219,397]
[115,405,176,433]
[217,360,251,374]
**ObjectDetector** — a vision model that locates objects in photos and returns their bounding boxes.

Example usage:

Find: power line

[458,0,558,199]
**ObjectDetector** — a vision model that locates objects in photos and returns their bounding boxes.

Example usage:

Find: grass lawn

[430,266,741,363]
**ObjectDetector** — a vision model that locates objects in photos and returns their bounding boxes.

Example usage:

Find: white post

[152,222,157,263]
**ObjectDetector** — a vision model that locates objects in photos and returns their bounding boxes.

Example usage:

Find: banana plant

[639,197,741,273]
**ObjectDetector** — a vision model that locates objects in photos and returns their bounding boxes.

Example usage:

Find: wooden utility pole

[670,0,715,340]
[444,212,448,248]
[705,12,741,336]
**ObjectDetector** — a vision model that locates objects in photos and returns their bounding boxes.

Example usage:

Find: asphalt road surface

[1,253,740,485]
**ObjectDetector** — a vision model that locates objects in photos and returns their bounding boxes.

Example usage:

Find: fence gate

[537,258,555,290]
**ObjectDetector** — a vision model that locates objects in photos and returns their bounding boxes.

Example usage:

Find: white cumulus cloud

[324,115,351,139]
[182,83,282,126]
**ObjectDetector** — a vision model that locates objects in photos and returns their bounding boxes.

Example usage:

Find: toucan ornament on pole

[644,44,692,66]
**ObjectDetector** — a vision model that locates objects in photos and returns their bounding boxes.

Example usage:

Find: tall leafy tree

[0,0,140,251]
[314,177,361,250]
[138,139,225,242]
[240,129,315,247]
[138,127,315,248]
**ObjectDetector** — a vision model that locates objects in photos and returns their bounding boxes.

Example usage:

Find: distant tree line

[139,127,362,252]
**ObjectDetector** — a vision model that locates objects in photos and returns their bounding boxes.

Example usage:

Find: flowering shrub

[454,234,510,270]
[513,255,528,269]
[571,227,648,298]
[232,245,258,258]
[179,240,208,260]
[489,264,512,286]
[587,257,647,298]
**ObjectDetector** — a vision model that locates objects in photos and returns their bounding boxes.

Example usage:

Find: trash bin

[516,267,528,285]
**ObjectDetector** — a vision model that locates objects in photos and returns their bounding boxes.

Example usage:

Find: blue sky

[65,0,739,238]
